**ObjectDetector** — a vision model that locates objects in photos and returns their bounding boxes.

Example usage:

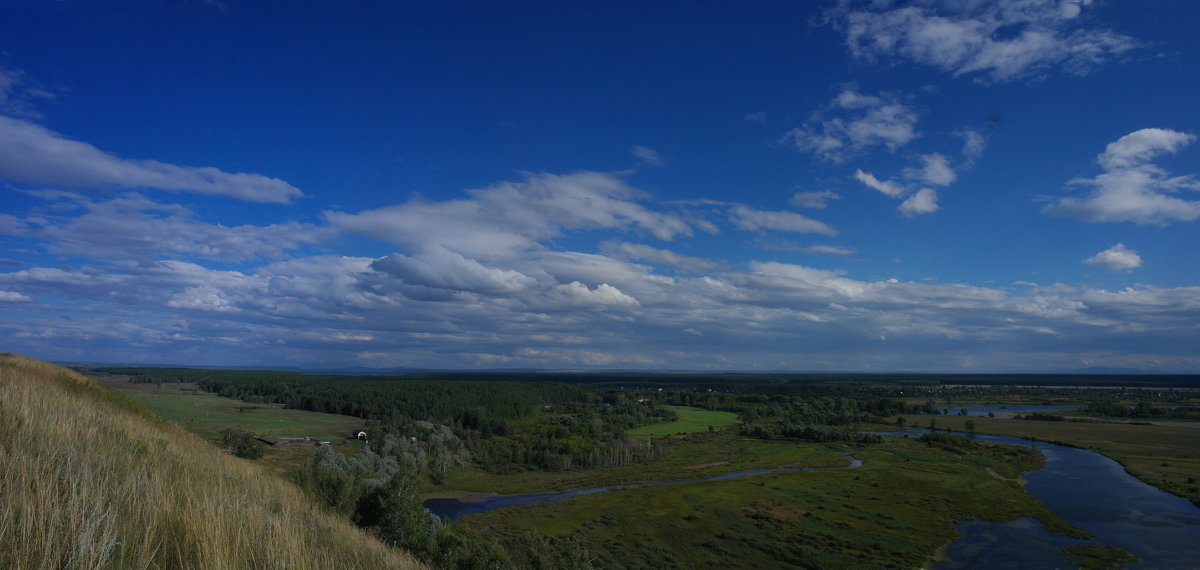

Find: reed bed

[0,354,423,569]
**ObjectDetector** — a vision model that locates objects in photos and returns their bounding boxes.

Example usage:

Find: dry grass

[0,354,423,570]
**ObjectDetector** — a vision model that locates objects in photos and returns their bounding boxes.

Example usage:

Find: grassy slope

[626,405,740,436]
[458,437,1078,569]
[0,354,422,570]
[897,413,1200,505]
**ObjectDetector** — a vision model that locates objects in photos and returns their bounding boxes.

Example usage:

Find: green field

[627,405,740,436]
[94,375,364,442]
[456,435,1085,569]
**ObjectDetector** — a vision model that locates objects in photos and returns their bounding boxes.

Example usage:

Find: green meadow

[626,405,740,436]
[95,375,364,442]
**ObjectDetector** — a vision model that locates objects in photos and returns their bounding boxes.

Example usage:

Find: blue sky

[1,0,1198,371]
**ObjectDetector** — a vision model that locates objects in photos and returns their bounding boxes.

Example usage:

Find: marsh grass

[0,354,423,570]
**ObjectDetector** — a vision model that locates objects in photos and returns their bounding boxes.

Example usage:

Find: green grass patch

[95,376,364,443]
[627,405,740,436]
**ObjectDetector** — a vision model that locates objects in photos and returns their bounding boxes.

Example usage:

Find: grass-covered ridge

[0,354,423,570]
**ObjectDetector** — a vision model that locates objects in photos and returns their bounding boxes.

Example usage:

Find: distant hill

[0,354,423,570]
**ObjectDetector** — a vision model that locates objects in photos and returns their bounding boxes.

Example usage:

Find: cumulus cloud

[1084,243,1143,271]
[789,190,841,209]
[899,188,941,217]
[548,281,640,308]
[831,0,1140,82]
[0,116,303,203]
[1098,128,1195,170]
[729,205,837,236]
[856,153,965,217]
[4,242,1200,370]
[3,163,1198,371]
[329,171,692,259]
[904,153,956,186]
[782,88,919,162]
[1044,128,1200,224]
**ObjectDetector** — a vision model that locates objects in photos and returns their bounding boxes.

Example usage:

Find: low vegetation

[455,436,1073,569]
[0,354,421,569]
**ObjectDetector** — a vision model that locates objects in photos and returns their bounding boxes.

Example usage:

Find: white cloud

[904,153,956,186]
[328,171,692,259]
[853,169,905,198]
[832,0,1140,82]
[1084,243,1143,271]
[789,190,841,209]
[1044,128,1200,225]
[0,290,32,302]
[0,193,331,261]
[802,244,857,256]
[782,88,919,162]
[371,247,536,296]
[0,116,302,203]
[549,281,640,308]
[631,145,664,166]
[1098,128,1195,170]
[956,128,987,163]
[744,112,767,124]
[899,188,940,217]
[600,240,726,274]
[0,64,54,118]
[729,205,837,236]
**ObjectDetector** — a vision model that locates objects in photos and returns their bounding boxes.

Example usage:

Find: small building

[351,430,368,440]
[636,396,651,403]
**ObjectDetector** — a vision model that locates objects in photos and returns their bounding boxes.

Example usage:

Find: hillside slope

[0,354,423,569]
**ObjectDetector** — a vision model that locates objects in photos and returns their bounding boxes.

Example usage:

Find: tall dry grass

[0,354,423,569]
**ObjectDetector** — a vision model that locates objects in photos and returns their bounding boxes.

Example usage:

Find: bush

[221,429,264,459]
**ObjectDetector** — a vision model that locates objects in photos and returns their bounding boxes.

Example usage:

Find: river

[895,429,1200,568]
[424,428,1200,568]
